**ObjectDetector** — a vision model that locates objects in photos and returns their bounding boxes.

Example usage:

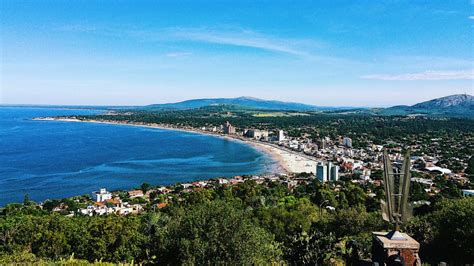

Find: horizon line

[1,93,471,109]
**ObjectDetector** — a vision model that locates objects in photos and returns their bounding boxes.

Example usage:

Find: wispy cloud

[171,28,310,56]
[361,69,474,80]
[56,24,98,32]
[165,52,192,58]
[469,15,474,20]
[57,25,322,57]
[383,55,473,69]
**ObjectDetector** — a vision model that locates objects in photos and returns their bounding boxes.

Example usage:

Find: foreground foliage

[1,180,473,264]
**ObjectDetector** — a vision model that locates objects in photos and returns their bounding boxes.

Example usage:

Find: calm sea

[0,107,275,206]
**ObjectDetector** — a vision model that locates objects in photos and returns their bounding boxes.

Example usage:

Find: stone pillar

[372,232,421,266]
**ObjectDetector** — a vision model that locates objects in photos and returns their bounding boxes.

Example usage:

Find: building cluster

[77,188,144,216]
[244,129,269,140]
[216,121,470,192]
[72,119,471,205]
[63,173,317,216]
[223,121,236,134]
[45,159,471,218]
[68,175,296,217]
[221,121,286,142]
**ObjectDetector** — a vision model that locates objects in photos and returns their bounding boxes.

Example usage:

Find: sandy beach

[248,141,318,174]
[34,117,318,174]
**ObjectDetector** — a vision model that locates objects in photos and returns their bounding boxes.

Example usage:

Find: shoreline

[33,117,318,174]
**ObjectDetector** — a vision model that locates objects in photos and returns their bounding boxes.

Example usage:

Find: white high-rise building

[316,162,328,182]
[277,130,285,141]
[316,162,339,182]
[343,137,353,148]
[327,161,333,179]
[330,165,339,181]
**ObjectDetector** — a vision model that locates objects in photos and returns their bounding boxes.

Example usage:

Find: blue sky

[1,0,473,107]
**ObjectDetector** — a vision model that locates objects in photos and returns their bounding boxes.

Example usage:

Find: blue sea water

[0,107,275,206]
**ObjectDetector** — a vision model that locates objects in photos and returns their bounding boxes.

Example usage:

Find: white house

[93,188,112,202]
[462,189,474,197]
[425,166,452,175]
[217,178,229,185]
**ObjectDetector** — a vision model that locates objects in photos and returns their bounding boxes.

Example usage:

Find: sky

[1,0,473,107]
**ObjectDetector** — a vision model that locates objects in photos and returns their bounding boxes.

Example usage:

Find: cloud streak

[165,52,192,58]
[171,29,308,55]
[361,69,474,80]
[57,25,322,57]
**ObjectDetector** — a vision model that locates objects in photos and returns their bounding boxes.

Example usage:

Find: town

[34,115,473,219]
[38,116,473,217]
[45,171,473,217]
[3,112,473,265]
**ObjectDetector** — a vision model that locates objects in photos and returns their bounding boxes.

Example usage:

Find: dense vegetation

[1,179,473,264]
[87,106,474,142]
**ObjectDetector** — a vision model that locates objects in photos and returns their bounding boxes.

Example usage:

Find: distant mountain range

[379,94,473,117]
[144,96,337,111]
[3,94,472,117]
[143,94,473,117]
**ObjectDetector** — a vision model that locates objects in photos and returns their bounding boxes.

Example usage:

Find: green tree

[23,194,31,206]
[140,183,151,194]
[163,200,281,264]
[423,197,474,264]
[465,156,474,181]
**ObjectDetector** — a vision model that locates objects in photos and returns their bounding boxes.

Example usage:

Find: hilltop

[380,94,473,117]
[141,94,473,117]
[143,96,335,111]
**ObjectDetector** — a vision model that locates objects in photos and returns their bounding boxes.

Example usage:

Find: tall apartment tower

[277,130,285,141]
[343,137,353,148]
[316,162,328,182]
[327,161,333,179]
[331,165,340,181]
[317,162,339,182]
[223,121,235,134]
[319,139,326,150]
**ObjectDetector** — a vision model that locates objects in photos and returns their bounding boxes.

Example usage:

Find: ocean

[0,107,275,206]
